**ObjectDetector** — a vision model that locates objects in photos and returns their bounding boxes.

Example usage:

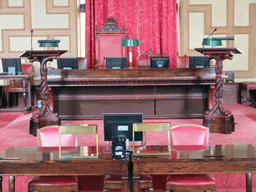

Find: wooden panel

[156,99,205,118]
[223,83,240,103]
[57,100,154,119]
[49,68,215,120]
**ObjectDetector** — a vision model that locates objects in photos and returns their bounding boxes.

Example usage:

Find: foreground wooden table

[0,144,255,192]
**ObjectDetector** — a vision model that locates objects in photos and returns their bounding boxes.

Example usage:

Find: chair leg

[6,90,9,108]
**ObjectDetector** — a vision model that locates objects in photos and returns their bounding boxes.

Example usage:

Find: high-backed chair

[6,64,33,108]
[95,17,126,69]
[27,126,79,192]
[137,49,161,68]
[166,124,216,192]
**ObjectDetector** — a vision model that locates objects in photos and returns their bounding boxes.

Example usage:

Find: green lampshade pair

[203,38,222,47]
[38,40,60,47]
[121,39,140,47]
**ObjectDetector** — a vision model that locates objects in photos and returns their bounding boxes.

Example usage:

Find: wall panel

[180,0,256,80]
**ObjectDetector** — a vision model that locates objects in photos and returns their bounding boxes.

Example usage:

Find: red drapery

[86,0,177,69]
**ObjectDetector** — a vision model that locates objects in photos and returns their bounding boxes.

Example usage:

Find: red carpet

[0,103,256,191]
[0,111,24,129]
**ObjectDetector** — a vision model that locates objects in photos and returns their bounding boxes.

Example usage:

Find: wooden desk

[241,82,256,106]
[0,74,32,114]
[0,144,255,192]
[46,68,216,120]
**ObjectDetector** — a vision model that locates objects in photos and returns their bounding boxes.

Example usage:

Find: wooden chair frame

[132,123,171,156]
[59,125,98,159]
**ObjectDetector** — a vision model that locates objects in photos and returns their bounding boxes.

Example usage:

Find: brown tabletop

[0,144,255,192]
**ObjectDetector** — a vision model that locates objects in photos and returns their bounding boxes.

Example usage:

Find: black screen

[189,56,210,68]
[103,113,143,141]
[57,58,78,69]
[106,57,127,69]
[2,58,22,75]
[150,57,170,68]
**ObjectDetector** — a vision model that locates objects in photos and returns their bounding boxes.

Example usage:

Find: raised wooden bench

[241,82,256,106]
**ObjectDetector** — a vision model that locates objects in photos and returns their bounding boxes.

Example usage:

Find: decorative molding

[48,79,215,86]
[0,0,77,59]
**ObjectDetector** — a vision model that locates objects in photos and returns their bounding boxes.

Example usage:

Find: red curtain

[86,0,177,69]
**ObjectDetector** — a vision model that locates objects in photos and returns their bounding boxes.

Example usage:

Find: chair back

[21,64,33,75]
[171,124,209,147]
[95,17,126,69]
[38,126,76,147]
[58,124,99,159]
[132,123,171,156]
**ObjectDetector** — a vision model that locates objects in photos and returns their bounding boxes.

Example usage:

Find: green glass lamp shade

[38,40,60,47]
[121,39,140,47]
[203,38,222,46]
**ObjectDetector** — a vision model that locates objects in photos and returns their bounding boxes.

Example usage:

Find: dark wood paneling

[48,68,215,120]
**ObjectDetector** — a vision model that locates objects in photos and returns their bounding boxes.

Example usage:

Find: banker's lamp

[121,37,140,68]
[202,37,234,48]
[38,40,60,49]
[38,40,60,68]
[202,38,222,47]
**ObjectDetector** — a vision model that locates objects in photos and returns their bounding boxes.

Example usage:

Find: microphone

[206,28,217,39]
[202,28,217,46]
[31,30,33,50]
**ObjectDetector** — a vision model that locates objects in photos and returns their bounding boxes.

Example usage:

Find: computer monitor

[189,56,210,68]
[103,113,143,141]
[150,57,170,68]
[106,57,127,69]
[57,58,78,69]
[1,58,23,75]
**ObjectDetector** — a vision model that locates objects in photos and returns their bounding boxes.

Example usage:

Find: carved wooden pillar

[20,50,67,136]
[195,48,242,134]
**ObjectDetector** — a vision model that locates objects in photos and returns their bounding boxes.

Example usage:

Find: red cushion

[138,175,153,183]
[104,175,122,184]
[166,174,215,186]
[38,126,76,147]
[7,85,24,90]
[28,176,78,186]
[104,174,152,184]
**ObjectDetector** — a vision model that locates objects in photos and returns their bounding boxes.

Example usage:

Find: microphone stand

[31,30,33,50]
[127,151,134,192]
[202,28,217,47]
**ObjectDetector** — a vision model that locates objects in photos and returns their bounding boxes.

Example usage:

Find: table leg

[9,176,15,192]
[246,173,252,192]
[22,79,28,114]
[246,90,251,106]
[28,77,32,110]
[0,176,2,192]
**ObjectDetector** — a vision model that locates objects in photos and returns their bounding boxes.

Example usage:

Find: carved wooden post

[20,50,67,136]
[195,48,242,134]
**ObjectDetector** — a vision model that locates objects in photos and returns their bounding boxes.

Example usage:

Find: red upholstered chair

[137,49,161,68]
[27,126,79,192]
[166,124,216,192]
[6,64,33,108]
